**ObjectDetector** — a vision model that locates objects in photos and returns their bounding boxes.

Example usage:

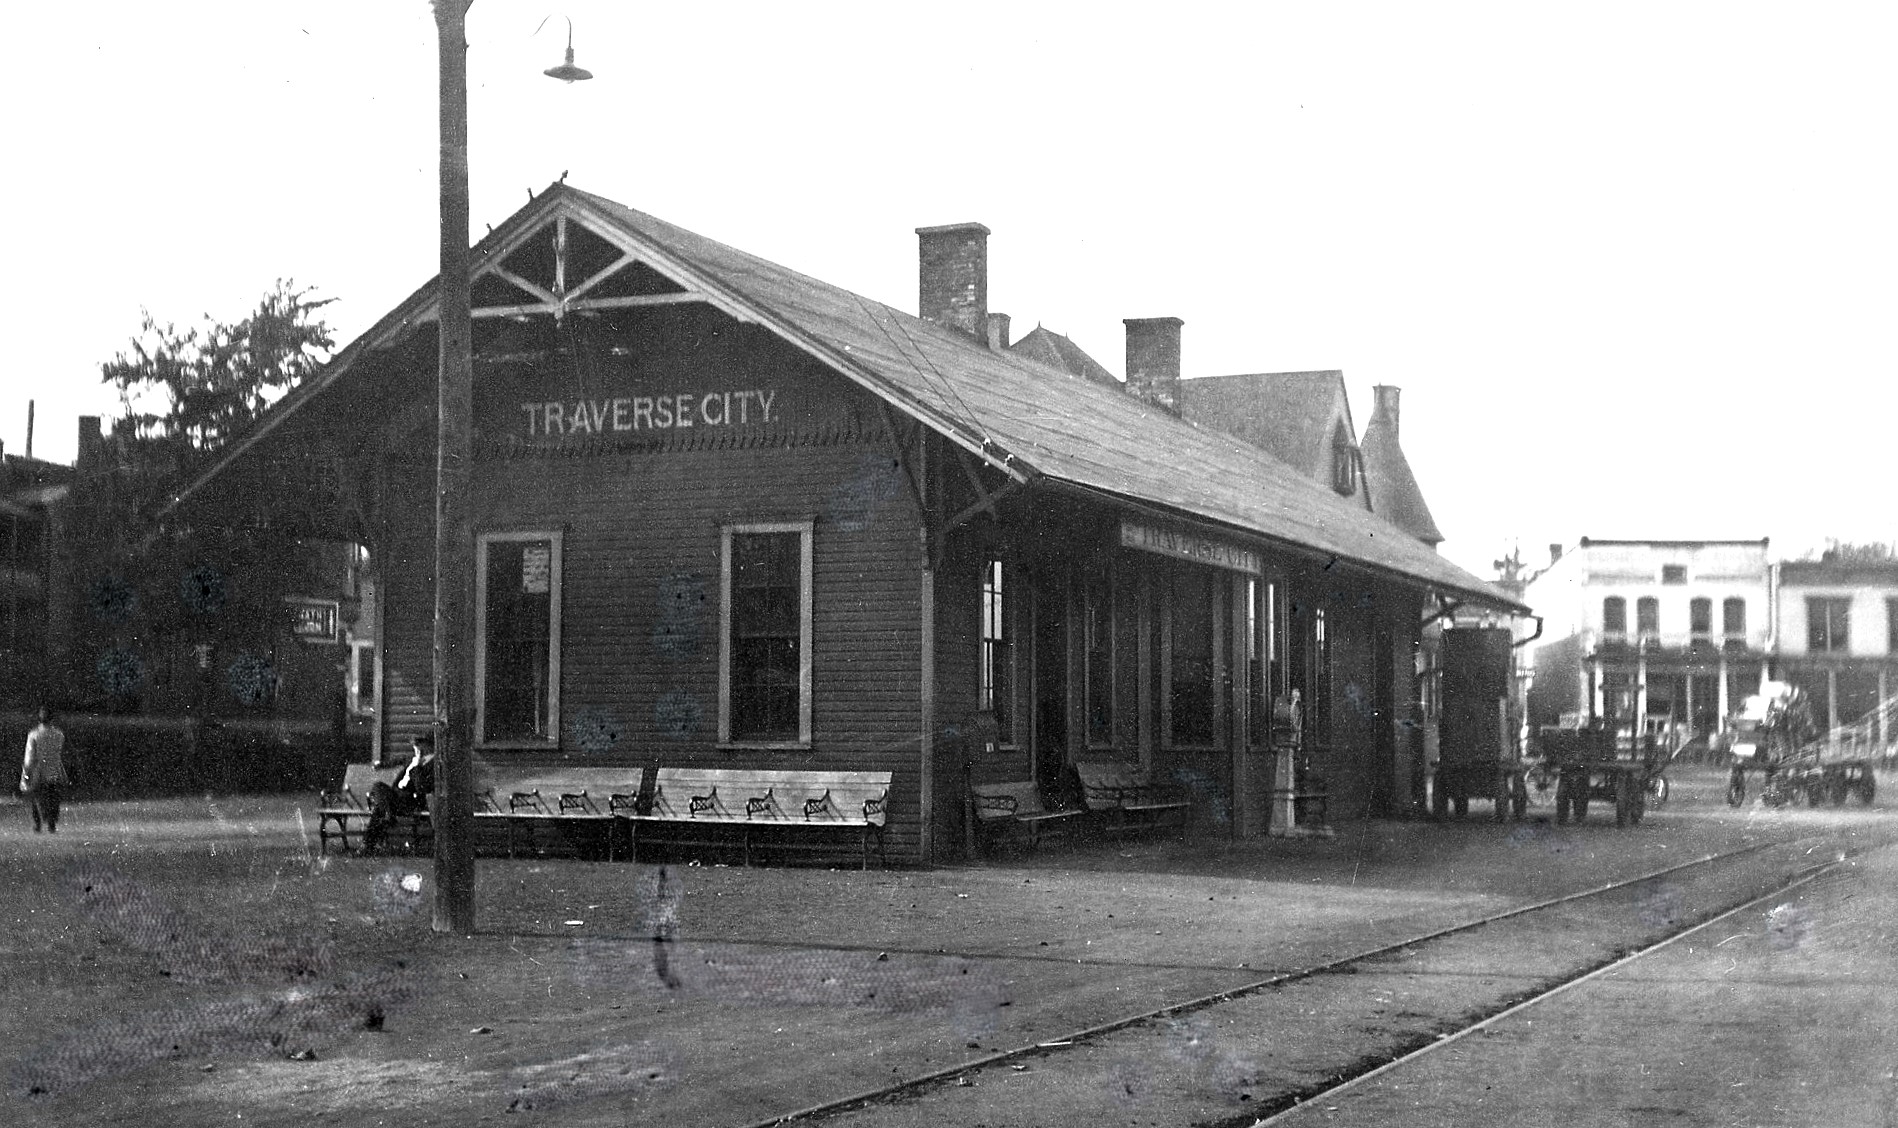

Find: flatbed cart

[1537,723,1667,827]
[1767,751,1877,807]
[1716,681,1812,808]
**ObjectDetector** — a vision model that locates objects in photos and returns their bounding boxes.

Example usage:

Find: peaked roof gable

[1008,326,1118,387]
[176,183,1519,610]
[1176,371,1355,482]
[1360,408,1444,546]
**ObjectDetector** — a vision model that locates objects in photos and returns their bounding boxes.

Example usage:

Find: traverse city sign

[1119,520,1262,575]
[517,389,780,436]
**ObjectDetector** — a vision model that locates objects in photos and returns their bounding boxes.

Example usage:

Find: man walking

[20,705,69,833]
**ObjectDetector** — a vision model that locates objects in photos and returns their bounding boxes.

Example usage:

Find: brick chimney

[77,416,103,474]
[915,222,989,339]
[1123,317,1183,414]
[985,312,1011,351]
[1372,384,1401,436]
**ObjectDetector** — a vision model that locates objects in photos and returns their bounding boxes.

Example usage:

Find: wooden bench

[1075,761,1191,840]
[317,762,428,855]
[630,767,891,868]
[969,779,1083,854]
[474,768,645,860]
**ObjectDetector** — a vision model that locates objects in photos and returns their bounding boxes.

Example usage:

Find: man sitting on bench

[364,734,435,855]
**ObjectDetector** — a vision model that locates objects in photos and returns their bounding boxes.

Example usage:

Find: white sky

[2,2,1893,582]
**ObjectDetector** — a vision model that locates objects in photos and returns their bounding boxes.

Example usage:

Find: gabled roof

[1008,326,1118,387]
[1359,406,1443,546]
[176,183,1522,611]
[1176,371,1354,481]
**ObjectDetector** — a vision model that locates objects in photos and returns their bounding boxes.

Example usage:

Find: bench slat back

[969,779,1051,820]
[1075,761,1153,811]
[647,767,890,826]
[478,768,645,817]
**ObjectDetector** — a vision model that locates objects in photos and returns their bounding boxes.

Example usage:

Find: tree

[63,282,339,718]
[1819,541,1895,565]
[101,280,335,476]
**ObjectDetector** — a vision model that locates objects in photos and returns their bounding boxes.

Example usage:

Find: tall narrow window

[1723,597,1746,639]
[1331,422,1357,495]
[1807,597,1851,654]
[476,531,562,745]
[980,557,1013,744]
[1689,597,1712,638]
[1246,577,1283,749]
[1602,596,1627,638]
[1636,597,1659,639]
[720,522,813,744]
[1168,569,1217,746]
[1083,574,1113,746]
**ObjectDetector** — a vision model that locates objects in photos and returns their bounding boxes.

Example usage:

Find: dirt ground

[0,770,1879,1127]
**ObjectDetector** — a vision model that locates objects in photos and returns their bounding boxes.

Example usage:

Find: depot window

[980,557,1015,745]
[475,531,562,746]
[720,522,813,745]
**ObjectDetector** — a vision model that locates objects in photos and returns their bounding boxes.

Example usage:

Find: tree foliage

[1818,541,1895,564]
[63,283,339,715]
[102,279,335,458]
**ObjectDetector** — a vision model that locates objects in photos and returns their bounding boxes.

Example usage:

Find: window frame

[1602,596,1627,638]
[718,520,814,748]
[979,555,1017,747]
[1082,570,1115,749]
[1807,595,1851,655]
[1689,597,1712,638]
[1723,597,1747,640]
[474,529,564,749]
[1636,596,1659,639]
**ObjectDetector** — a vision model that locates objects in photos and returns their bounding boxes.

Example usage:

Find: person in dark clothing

[363,734,436,854]
[19,705,69,833]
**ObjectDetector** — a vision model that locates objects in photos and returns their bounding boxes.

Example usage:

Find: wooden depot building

[176,183,1524,863]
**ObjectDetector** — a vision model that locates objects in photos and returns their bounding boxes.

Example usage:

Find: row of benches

[319,757,1196,866]
[970,761,1192,853]
[317,765,891,868]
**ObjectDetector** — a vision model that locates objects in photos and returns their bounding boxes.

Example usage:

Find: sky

[2,2,1893,583]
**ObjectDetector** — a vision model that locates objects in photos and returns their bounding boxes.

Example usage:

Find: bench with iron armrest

[631,767,891,868]
[473,769,645,859]
[317,763,429,855]
[1074,761,1191,840]
[968,779,1083,854]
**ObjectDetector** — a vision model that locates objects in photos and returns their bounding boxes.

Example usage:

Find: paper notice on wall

[522,545,551,594]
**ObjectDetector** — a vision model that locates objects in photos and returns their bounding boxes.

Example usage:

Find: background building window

[980,557,1013,744]
[1636,597,1659,639]
[1689,597,1712,638]
[1661,564,1687,584]
[1602,596,1627,638]
[1083,574,1113,746]
[476,531,562,745]
[721,522,813,744]
[1808,597,1851,654]
[1245,577,1283,749]
[1723,597,1747,639]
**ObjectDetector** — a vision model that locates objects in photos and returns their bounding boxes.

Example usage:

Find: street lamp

[430,2,591,935]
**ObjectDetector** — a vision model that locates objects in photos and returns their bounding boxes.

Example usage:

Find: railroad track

[743,839,1837,1128]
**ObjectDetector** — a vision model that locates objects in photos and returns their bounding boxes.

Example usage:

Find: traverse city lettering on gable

[517,389,780,437]
[1120,520,1262,575]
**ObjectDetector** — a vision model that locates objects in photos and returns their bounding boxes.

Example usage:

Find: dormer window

[1331,423,1357,495]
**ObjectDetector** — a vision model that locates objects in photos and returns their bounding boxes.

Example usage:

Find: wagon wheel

[1615,773,1633,828]
[1725,770,1746,808]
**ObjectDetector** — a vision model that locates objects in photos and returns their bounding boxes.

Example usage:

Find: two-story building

[1522,538,1774,744]
[1773,558,1898,745]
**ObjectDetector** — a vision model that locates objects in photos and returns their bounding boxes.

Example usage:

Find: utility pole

[431,0,477,934]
